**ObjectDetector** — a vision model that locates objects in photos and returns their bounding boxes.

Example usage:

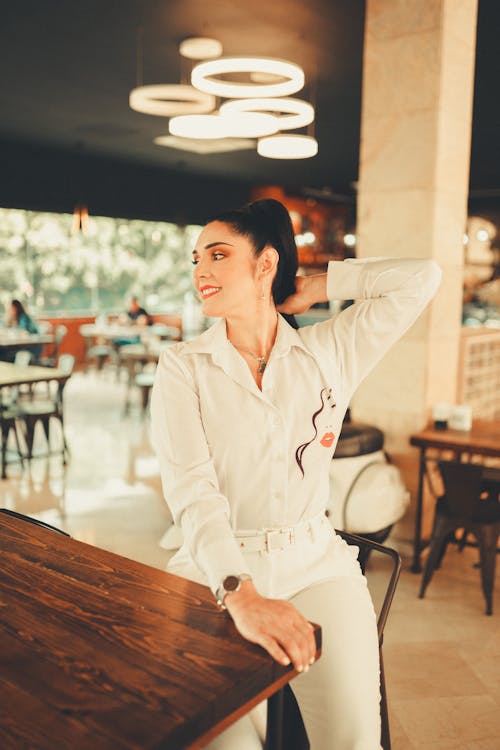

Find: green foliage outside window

[0,208,200,317]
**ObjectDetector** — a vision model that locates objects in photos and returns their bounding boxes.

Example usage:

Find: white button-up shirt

[151,258,441,592]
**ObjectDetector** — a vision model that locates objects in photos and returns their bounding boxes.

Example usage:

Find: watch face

[223,575,240,592]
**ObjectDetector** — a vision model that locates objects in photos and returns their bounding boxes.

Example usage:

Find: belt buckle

[264,527,295,552]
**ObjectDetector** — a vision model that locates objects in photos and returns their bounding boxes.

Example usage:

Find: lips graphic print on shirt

[295,386,336,477]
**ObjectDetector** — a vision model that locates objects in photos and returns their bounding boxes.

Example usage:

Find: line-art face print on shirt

[295,386,336,477]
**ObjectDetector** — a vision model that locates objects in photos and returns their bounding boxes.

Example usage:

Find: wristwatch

[215,574,252,609]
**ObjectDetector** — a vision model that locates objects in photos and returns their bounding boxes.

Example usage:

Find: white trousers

[171,518,382,750]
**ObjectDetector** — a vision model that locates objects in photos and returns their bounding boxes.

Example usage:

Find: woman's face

[192,221,260,318]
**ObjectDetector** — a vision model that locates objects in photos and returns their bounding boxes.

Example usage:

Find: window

[0,208,201,316]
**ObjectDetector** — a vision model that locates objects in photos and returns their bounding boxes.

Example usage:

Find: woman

[151,199,441,749]
[6,299,39,334]
[2,299,41,362]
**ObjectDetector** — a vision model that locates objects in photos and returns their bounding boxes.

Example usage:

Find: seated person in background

[113,296,153,349]
[127,296,153,327]
[1,299,42,362]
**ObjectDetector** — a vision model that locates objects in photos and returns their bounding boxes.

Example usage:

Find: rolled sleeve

[305,257,442,395]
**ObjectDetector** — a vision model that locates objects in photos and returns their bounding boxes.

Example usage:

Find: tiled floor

[1,369,499,749]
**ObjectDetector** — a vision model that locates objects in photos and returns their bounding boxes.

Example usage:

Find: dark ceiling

[0,0,498,224]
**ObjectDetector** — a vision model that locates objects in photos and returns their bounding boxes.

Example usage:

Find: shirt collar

[179,314,311,358]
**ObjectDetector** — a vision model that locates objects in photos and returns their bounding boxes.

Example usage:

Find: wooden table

[0,363,71,478]
[0,513,321,749]
[409,419,500,572]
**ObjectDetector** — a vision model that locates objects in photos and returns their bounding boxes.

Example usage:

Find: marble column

[352,0,478,530]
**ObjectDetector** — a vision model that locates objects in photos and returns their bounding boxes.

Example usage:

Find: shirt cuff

[326,259,364,300]
[196,537,253,595]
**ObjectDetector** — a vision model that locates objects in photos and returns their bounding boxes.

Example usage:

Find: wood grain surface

[409,419,500,458]
[0,514,321,749]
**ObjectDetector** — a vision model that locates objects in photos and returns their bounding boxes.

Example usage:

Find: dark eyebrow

[192,241,234,255]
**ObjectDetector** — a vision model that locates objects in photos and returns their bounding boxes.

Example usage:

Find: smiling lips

[199,286,221,299]
[320,432,335,448]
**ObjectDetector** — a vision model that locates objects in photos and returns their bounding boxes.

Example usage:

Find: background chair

[419,460,500,615]
[86,343,112,371]
[13,349,32,368]
[0,407,25,478]
[265,529,402,750]
[0,507,68,535]
[36,321,53,335]
[0,350,33,406]
[15,353,75,462]
[36,324,67,367]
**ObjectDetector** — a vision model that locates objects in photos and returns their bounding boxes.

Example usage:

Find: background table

[409,419,500,571]
[0,331,54,355]
[0,362,69,390]
[0,513,321,749]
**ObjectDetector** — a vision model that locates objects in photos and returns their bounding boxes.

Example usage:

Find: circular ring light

[257,134,318,159]
[220,97,314,130]
[179,37,223,60]
[191,57,304,98]
[129,85,215,116]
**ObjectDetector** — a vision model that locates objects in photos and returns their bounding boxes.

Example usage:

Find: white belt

[235,512,328,553]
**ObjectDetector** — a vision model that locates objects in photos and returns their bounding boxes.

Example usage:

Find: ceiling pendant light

[71,203,89,234]
[169,112,280,139]
[169,114,230,139]
[221,112,279,138]
[220,97,314,130]
[257,134,318,159]
[129,34,319,157]
[191,57,304,98]
[129,84,215,116]
[179,37,223,60]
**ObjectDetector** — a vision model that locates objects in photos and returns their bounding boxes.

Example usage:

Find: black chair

[265,529,402,750]
[0,508,69,535]
[0,407,25,478]
[15,354,75,462]
[419,460,500,615]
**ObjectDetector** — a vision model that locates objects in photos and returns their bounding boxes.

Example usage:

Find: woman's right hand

[225,580,316,672]
[277,273,328,315]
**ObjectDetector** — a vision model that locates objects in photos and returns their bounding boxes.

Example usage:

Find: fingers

[259,636,291,667]
[262,616,316,673]
[229,596,317,673]
[279,621,316,673]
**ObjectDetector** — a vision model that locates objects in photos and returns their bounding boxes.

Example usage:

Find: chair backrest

[0,508,69,536]
[14,349,32,368]
[37,321,53,335]
[57,353,75,375]
[54,325,68,356]
[438,461,484,519]
[267,529,401,750]
[335,529,401,643]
